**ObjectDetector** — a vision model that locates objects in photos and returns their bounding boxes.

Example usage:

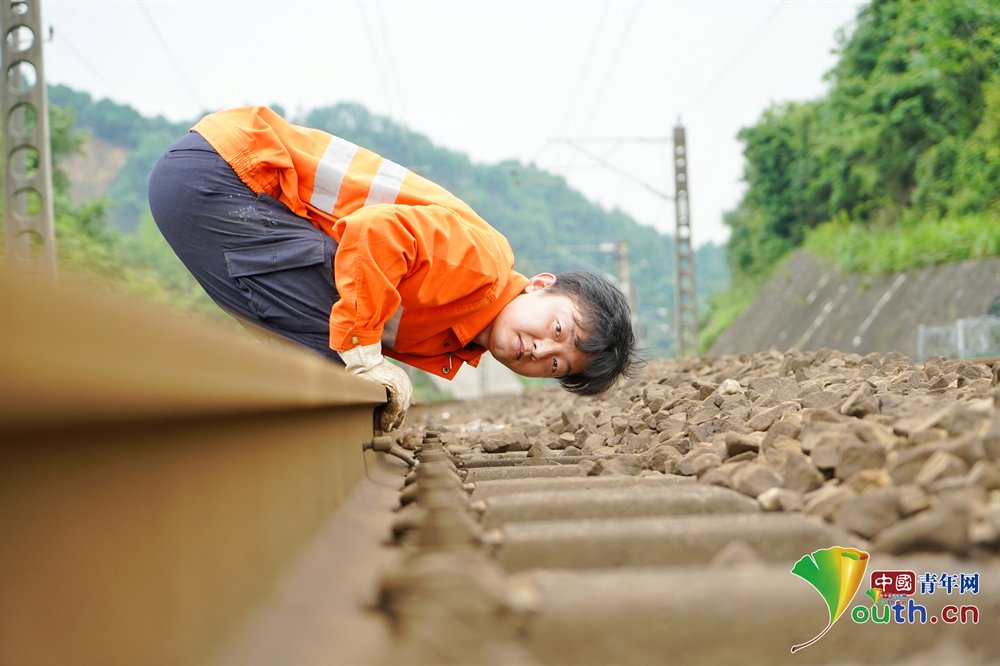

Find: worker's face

[478,274,590,378]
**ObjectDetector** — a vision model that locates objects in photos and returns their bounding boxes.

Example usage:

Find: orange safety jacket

[193,106,528,379]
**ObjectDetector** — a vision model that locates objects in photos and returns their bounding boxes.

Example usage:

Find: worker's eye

[555,321,562,338]
[552,358,558,374]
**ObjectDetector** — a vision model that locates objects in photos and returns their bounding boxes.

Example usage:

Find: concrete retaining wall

[709,250,1000,358]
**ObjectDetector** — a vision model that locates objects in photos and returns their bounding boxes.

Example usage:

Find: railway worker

[148,106,639,431]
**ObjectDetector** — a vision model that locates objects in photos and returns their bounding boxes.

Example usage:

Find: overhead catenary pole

[615,239,641,341]
[2,0,57,278]
[543,134,696,358]
[615,239,631,307]
[597,239,639,345]
[672,123,698,358]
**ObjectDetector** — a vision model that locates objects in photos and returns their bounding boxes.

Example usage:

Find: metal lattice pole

[672,123,697,357]
[615,239,640,336]
[2,0,57,278]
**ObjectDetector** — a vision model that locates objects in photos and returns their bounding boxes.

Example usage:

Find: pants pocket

[224,238,337,334]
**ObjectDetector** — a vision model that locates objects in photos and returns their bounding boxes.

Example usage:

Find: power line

[558,1,611,135]
[136,0,204,112]
[357,1,415,164]
[373,2,408,122]
[528,162,605,171]
[532,3,641,174]
[357,1,397,119]
[555,138,674,201]
[547,136,671,144]
[528,2,612,169]
[48,27,123,99]
[580,2,641,134]
[680,0,787,115]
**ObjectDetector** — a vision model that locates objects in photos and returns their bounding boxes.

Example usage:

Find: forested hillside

[702,0,999,350]
[723,0,998,279]
[41,85,729,359]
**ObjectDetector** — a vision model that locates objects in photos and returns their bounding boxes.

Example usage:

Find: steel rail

[0,272,385,665]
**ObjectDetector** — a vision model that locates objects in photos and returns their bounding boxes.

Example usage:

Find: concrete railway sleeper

[381,431,1000,664]
[455,454,605,469]
[374,425,998,666]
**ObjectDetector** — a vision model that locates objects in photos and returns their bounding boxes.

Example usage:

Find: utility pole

[615,239,640,339]
[2,0,57,278]
[615,239,631,305]
[672,123,697,357]
[598,239,638,343]
[546,134,698,359]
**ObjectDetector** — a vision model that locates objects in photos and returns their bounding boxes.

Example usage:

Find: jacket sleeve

[328,204,505,351]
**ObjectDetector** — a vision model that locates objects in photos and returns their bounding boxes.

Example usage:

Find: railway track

[3,273,997,665]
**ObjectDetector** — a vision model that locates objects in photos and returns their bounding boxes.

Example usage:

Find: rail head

[0,271,385,433]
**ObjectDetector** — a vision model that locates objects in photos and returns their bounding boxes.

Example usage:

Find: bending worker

[148,106,639,430]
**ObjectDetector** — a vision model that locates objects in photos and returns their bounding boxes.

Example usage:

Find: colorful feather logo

[790,546,870,653]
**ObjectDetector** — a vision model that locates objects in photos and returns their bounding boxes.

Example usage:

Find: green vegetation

[48,85,192,233]
[0,94,226,322]
[702,0,999,351]
[804,212,1000,274]
[698,273,768,353]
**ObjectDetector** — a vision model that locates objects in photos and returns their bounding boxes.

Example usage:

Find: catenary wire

[558,1,611,137]
[47,27,124,99]
[373,2,408,123]
[679,0,787,115]
[136,0,204,112]
[357,1,398,121]
[579,2,641,135]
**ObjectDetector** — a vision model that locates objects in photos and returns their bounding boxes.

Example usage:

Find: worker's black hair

[546,270,642,396]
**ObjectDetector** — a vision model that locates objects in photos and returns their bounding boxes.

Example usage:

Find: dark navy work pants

[148,131,342,361]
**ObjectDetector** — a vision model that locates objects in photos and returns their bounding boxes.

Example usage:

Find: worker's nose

[533,338,555,359]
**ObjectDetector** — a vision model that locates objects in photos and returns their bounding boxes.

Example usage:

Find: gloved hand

[338,343,413,431]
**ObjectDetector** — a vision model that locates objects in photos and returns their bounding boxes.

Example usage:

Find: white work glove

[338,343,413,431]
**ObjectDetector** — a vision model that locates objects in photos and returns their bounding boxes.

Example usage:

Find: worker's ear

[524,273,556,293]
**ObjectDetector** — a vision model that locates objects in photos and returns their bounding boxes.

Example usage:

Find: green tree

[725,100,825,277]
[821,0,999,223]
[724,0,1000,280]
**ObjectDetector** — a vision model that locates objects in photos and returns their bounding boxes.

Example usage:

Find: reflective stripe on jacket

[193,106,528,379]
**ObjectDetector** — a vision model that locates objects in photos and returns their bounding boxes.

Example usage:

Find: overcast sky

[38,0,865,246]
